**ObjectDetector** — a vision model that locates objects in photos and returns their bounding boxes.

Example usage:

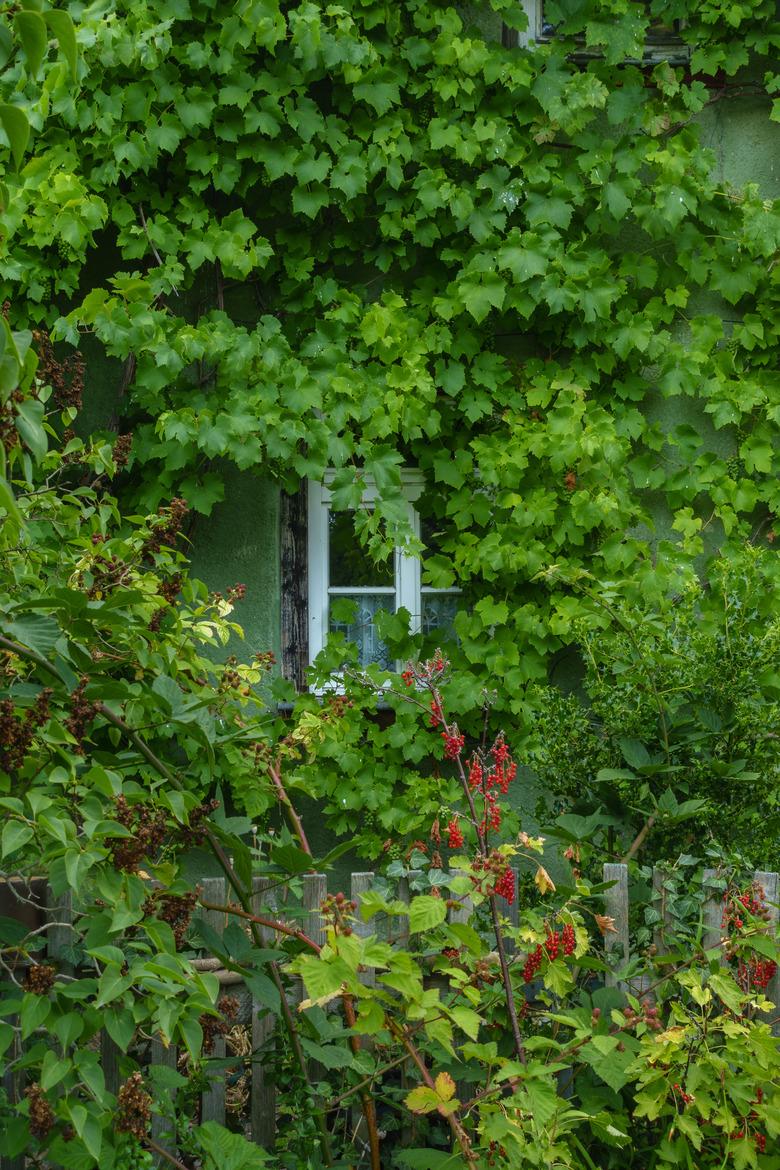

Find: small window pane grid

[513,0,689,62]
[308,477,460,673]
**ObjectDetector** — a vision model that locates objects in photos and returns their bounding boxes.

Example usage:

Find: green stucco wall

[189,466,281,664]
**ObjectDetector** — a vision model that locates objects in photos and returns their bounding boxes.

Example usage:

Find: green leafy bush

[528,555,780,865]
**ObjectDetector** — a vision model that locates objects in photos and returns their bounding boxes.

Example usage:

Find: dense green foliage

[1,0,779,695]
[527,552,780,865]
[2,1,780,1166]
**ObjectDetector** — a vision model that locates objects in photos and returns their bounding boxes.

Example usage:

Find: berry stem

[431,684,526,1065]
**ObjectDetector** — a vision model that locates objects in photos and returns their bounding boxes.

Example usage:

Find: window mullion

[307,481,328,664]
[397,500,421,631]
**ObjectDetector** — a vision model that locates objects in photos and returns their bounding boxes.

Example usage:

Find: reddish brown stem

[198,900,321,952]
[342,993,382,1170]
[142,1135,190,1170]
[390,1021,479,1170]
[268,760,313,856]
[433,685,526,1065]
[261,772,383,1170]
[621,813,656,863]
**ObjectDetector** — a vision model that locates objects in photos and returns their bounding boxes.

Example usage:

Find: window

[307,473,459,670]
[509,0,689,62]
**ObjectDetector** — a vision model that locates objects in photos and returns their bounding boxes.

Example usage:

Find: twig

[198,900,321,953]
[267,760,313,856]
[142,1134,190,1170]
[390,1020,479,1170]
[622,813,657,863]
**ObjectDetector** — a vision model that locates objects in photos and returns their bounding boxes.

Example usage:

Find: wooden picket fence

[1,863,779,1167]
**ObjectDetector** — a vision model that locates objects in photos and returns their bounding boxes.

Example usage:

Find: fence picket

[150,1037,179,1159]
[0,1016,23,1170]
[754,870,780,1037]
[651,867,674,954]
[251,877,277,1147]
[199,876,227,1126]
[602,863,630,988]
[4,861,780,1158]
[46,887,73,976]
[349,873,376,1138]
[101,1031,121,1095]
[702,869,724,956]
[449,870,472,926]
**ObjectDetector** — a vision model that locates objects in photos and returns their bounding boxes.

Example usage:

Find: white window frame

[514,0,689,62]
[307,471,456,669]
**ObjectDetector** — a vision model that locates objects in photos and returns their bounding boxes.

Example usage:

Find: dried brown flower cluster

[115,1072,152,1139]
[23,963,57,995]
[142,889,198,950]
[32,328,85,412]
[25,1083,55,1138]
[0,688,52,773]
[200,995,239,1054]
[107,796,168,872]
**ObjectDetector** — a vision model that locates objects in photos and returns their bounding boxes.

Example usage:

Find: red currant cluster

[672,1082,694,1108]
[466,734,518,837]
[472,851,516,905]
[442,727,465,759]
[721,881,777,992]
[522,925,576,982]
[522,945,543,983]
[722,882,770,933]
[493,866,515,904]
[446,816,464,848]
[730,1087,768,1150]
[731,1129,767,1153]
[401,652,448,689]
[737,955,777,992]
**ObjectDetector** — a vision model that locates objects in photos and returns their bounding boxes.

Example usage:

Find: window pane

[421,593,460,638]
[329,511,394,587]
[329,594,395,668]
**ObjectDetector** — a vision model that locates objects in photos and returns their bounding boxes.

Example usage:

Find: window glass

[421,593,460,638]
[329,595,394,669]
[328,511,393,588]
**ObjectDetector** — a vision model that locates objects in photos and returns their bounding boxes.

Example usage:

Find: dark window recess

[280,486,309,691]
[328,511,393,587]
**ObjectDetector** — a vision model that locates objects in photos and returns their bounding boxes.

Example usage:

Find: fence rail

[1,863,778,1166]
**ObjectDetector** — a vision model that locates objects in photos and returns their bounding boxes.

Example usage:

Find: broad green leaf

[408,894,447,933]
[0,104,30,170]
[1,821,33,858]
[20,991,51,1038]
[13,10,47,76]
[45,10,78,79]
